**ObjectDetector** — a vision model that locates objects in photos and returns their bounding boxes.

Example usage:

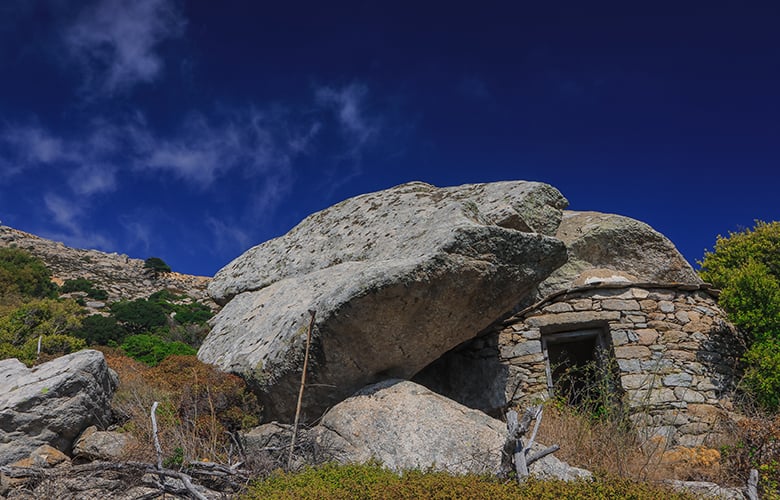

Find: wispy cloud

[1,125,70,165]
[64,0,185,95]
[316,83,378,147]
[205,216,252,255]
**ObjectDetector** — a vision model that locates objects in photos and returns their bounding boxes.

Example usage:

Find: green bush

[20,334,86,362]
[0,298,83,348]
[0,248,58,302]
[699,220,780,409]
[74,314,128,346]
[144,257,172,274]
[121,334,196,366]
[717,260,780,340]
[61,278,109,300]
[172,302,213,325]
[742,338,780,410]
[244,462,695,500]
[110,299,168,334]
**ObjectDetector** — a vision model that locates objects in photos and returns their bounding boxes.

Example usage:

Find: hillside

[0,225,215,308]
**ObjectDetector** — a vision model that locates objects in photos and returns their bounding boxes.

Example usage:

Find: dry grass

[100,347,260,467]
[535,402,726,484]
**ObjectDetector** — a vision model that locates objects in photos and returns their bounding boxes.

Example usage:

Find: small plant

[121,334,196,366]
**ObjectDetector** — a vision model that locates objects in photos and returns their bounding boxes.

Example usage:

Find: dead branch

[288,309,316,470]
[504,405,559,482]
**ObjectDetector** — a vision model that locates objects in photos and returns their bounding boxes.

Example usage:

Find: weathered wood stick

[288,309,316,470]
[527,444,560,465]
[151,401,163,471]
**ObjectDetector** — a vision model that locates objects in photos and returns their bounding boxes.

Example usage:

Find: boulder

[0,350,118,465]
[312,379,590,479]
[72,426,133,462]
[200,181,569,420]
[537,211,701,296]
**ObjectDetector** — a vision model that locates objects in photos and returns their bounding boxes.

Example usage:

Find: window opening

[542,328,616,408]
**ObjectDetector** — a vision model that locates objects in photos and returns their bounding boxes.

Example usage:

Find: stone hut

[416,278,744,448]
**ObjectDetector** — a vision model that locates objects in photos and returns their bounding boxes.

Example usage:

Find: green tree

[110,298,168,334]
[74,314,128,346]
[144,257,172,274]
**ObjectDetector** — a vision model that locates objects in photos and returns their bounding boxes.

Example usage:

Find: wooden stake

[288,310,316,470]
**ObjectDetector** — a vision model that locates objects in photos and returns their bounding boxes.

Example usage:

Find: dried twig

[288,309,316,470]
[150,401,163,471]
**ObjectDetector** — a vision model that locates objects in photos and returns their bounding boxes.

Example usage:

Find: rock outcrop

[0,350,118,465]
[536,211,701,298]
[200,181,570,420]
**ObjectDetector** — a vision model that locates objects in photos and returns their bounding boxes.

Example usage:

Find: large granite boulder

[200,181,569,420]
[0,350,118,465]
[312,379,590,479]
[537,210,701,296]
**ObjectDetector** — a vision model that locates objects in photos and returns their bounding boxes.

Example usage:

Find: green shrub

[20,333,86,362]
[0,298,83,347]
[699,221,780,409]
[742,338,780,410]
[74,314,128,346]
[110,299,168,334]
[121,334,196,366]
[717,260,780,340]
[0,248,58,302]
[61,278,109,300]
[243,462,695,500]
[699,221,780,288]
[144,257,172,274]
[172,302,213,325]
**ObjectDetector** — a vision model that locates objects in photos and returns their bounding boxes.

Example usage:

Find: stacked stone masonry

[497,283,744,447]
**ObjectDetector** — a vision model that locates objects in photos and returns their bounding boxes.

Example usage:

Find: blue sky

[0,1,777,277]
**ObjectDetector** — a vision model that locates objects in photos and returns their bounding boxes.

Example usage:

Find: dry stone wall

[498,283,744,446]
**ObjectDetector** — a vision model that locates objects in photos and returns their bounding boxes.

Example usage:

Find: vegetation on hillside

[0,248,212,366]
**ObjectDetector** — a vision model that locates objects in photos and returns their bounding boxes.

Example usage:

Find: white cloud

[205,216,252,255]
[1,125,70,165]
[69,164,117,195]
[43,193,83,233]
[64,0,185,95]
[316,83,377,147]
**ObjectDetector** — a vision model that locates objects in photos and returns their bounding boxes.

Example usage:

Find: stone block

[525,310,620,328]
[667,350,695,362]
[621,374,657,390]
[658,301,675,313]
[674,387,706,403]
[542,302,573,313]
[639,299,658,312]
[661,330,688,343]
[602,299,640,311]
[571,299,593,311]
[649,291,676,301]
[636,328,659,345]
[522,329,541,340]
[504,340,542,358]
[631,288,650,299]
[618,358,642,373]
[662,372,693,387]
[687,404,722,423]
[611,330,629,346]
[674,311,690,324]
[614,345,652,360]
